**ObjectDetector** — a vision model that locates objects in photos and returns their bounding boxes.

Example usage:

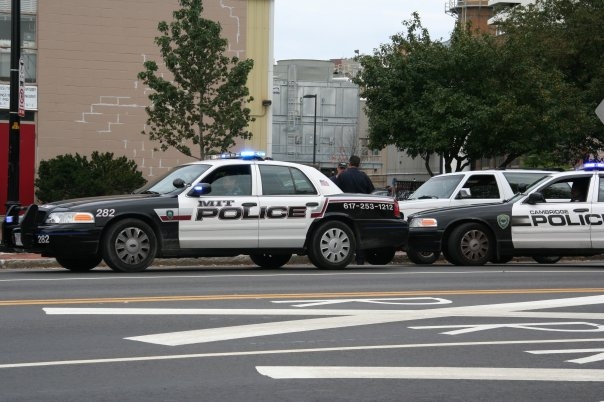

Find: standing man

[334,155,375,264]
[329,162,347,183]
[335,155,375,194]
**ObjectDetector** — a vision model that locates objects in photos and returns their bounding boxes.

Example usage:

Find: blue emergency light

[581,161,604,171]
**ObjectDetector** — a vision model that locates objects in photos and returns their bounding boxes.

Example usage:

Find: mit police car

[1,152,405,272]
[406,162,604,265]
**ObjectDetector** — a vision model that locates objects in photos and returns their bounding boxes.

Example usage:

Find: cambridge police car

[1,152,405,272]
[406,162,604,265]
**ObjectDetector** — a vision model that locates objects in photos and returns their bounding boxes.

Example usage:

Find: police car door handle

[306,202,319,207]
[242,202,257,207]
[573,208,589,213]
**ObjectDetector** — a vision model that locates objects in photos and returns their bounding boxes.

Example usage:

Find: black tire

[250,253,291,268]
[55,255,102,272]
[101,219,157,272]
[406,248,439,265]
[308,221,355,269]
[365,247,396,265]
[446,223,493,266]
[533,256,562,264]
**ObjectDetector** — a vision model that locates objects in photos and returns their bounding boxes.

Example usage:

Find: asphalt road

[1,261,603,402]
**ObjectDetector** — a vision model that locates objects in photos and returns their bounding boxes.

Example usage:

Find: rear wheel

[533,256,562,264]
[102,219,157,272]
[446,223,493,266]
[55,255,102,272]
[365,247,396,265]
[406,248,439,265]
[308,221,355,269]
[250,253,291,269]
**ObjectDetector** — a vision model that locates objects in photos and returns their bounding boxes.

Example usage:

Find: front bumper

[407,228,443,253]
[1,204,101,257]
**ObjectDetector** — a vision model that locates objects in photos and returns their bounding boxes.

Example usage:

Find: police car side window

[541,181,572,202]
[259,165,317,195]
[599,177,604,202]
[205,165,252,196]
[464,175,499,199]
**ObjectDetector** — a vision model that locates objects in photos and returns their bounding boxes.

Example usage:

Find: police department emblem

[166,210,174,220]
[497,214,510,230]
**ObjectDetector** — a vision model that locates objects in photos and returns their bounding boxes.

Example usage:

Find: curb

[0,254,412,269]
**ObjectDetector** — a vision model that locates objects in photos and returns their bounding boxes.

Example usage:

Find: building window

[0,13,37,83]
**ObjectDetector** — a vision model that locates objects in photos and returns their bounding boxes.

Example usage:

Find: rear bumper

[356,219,408,250]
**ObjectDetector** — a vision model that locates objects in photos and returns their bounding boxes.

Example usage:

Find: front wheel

[533,256,562,264]
[56,255,102,272]
[250,253,291,269]
[101,219,157,272]
[365,247,396,265]
[308,221,355,269]
[446,223,493,266]
[406,248,439,265]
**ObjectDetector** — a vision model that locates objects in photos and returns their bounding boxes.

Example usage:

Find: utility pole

[6,0,21,213]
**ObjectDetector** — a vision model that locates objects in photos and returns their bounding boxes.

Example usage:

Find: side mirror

[457,188,471,199]
[187,182,211,197]
[526,192,545,205]
[173,178,186,189]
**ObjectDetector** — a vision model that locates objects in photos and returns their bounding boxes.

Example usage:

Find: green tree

[138,0,255,160]
[35,152,146,203]
[498,0,604,166]
[355,9,600,174]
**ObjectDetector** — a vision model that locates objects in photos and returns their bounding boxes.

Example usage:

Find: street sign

[596,98,604,126]
[18,57,25,117]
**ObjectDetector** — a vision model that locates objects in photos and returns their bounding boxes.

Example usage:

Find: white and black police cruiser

[406,161,604,266]
[1,152,405,272]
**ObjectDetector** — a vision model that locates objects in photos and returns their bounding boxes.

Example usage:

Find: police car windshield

[408,175,463,200]
[136,164,211,195]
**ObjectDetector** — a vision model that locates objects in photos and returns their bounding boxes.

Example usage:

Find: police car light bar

[211,151,266,160]
[581,161,604,171]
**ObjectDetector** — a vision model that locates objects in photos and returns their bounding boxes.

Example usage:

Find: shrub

[35,152,147,203]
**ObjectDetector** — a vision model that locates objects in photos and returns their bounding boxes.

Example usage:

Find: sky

[274,0,456,61]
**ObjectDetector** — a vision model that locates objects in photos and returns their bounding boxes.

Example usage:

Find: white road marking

[410,322,604,335]
[527,348,604,364]
[44,294,604,345]
[270,297,452,307]
[256,366,604,381]
[2,338,604,369]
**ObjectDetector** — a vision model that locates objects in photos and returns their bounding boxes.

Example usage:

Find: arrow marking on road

[526,348,604,364]
[43,294,604,346]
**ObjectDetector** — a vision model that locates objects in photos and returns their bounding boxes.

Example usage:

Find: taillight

[393,201,401,218]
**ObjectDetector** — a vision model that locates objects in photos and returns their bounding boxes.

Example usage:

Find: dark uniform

[335,166,375,194]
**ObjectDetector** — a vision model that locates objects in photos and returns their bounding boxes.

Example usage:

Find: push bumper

[407,228,443,253]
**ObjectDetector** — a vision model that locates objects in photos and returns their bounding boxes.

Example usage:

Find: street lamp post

[303,94,317,165]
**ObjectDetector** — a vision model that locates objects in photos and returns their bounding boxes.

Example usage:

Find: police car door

[511,175,593,249]
[588,174,604,248]
[178,164,259,248]
[257,164,320,248]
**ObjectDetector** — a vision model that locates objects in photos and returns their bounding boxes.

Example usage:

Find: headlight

[409,217,438,228]
[45,212,95,224]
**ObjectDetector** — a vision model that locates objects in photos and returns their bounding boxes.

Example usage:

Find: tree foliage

[35,152,147,203]
[354,0,604,174]
[138,0,255,160]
